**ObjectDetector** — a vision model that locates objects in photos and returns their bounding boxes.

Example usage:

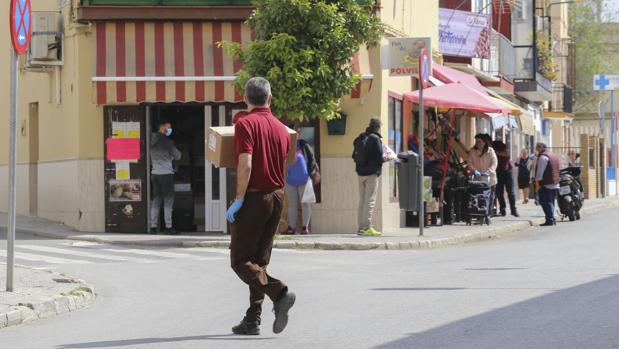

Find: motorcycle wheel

[568,207,576,222]
[575,210,581,220]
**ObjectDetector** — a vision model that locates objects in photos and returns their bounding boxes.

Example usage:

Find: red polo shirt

[234,107,291,190]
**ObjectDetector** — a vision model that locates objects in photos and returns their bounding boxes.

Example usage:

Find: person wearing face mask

[150,119,182,235]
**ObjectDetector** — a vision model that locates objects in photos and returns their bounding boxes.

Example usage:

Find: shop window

[388,96,404,201]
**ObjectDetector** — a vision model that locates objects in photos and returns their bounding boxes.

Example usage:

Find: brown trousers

[230,189,287,322]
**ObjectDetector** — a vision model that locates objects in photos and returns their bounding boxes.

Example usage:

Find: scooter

[557,166,584,221]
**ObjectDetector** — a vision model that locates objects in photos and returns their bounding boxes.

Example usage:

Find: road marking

[0,249,92,265]
[98,247,223,261]
[16,245,155,264]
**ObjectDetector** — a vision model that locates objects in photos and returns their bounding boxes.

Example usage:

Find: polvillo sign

[383,37,432,77]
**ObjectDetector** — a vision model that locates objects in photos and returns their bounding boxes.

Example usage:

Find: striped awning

[93,21,251,105]
[93,21,373,105]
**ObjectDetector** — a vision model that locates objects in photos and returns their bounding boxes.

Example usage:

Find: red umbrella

[404,82,509,115]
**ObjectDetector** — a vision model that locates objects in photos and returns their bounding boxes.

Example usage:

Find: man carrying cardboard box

[225,77,296,336]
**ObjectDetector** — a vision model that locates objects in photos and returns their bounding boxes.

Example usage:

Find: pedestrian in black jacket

[352,117,392,236]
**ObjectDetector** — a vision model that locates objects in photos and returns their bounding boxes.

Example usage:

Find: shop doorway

[150,105,206,232]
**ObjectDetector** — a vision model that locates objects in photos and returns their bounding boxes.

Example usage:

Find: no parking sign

[10,0,32,55]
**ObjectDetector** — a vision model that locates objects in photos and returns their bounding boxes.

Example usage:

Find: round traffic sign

[10,0,32,55]
[418,48,430,89]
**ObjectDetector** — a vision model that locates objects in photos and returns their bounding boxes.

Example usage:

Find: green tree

[570,0,619,112]
[222,0,382,121]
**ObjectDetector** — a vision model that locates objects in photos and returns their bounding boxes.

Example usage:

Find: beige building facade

[0,0,441,234]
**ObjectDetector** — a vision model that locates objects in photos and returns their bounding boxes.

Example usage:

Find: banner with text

[439,8,490,59]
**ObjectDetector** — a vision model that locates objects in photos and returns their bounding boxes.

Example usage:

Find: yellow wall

[313,0,440,233]
[410,0,440,50]
[0,0,97,165]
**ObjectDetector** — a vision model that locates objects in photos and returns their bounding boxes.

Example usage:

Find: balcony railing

[488,30,516,81]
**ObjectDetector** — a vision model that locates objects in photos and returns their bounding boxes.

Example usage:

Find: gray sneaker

[272,291,296,334]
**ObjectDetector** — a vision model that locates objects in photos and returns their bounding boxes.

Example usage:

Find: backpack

[287,149,310,186]
[352,133,371,166]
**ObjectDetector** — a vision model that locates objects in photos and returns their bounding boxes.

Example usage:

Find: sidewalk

[2,196,619,251]
[0,265,95,329]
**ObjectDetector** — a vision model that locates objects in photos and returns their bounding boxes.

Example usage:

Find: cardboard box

[206,126,298,168]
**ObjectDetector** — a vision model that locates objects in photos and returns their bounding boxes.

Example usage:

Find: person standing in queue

[534,142,560,226]
[225,77,296,336]
[150,120,181,235]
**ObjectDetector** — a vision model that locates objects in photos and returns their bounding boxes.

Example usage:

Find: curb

[8,198,619,252]
[0,272,96,330]
[181,220,536,251]
[181,199,619,251]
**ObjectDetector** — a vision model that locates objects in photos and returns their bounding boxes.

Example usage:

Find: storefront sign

[593,74,619,91]
[439,8,490,58]
[384,37,432,77]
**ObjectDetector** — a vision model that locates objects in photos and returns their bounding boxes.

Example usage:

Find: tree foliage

[222,0,382,121]
[570,0,619,112]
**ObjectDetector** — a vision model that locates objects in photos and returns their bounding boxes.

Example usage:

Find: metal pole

[7,51,18,292]
[612,90,615,168]
[418,87,424,236]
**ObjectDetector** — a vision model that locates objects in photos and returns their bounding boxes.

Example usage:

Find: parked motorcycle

[558,166,584,221]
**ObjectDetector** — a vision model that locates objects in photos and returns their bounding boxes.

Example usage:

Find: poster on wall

[112,121,140,139]
[439,8,490,59]
[115,161,130,180]
[109,179,142,202]
[106,138,141,161]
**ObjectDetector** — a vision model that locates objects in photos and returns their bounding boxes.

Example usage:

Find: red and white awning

[94,21,251,104]
[93,21,373,105]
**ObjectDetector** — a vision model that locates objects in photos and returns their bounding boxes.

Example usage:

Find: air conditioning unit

[27,12,63,67]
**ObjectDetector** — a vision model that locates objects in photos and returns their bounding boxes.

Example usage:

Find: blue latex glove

[481,172,490,177]
[226,199,244,223]
[474,170,481,177]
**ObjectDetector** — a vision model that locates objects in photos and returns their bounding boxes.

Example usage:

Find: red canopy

[403,83,509,115]
[432,64,489,96]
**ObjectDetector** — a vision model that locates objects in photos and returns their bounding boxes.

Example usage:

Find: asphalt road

[1,207,619,349]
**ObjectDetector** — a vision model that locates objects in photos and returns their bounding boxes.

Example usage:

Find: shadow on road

[56,334,276,348]
[373,275,619,349]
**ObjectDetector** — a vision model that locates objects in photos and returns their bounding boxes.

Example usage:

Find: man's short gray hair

[536,142,547,150]
[245,77,271,106]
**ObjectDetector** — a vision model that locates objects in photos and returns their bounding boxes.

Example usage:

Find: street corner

[0,266,96,330]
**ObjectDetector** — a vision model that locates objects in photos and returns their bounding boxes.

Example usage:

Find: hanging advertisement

[439,8,490,58]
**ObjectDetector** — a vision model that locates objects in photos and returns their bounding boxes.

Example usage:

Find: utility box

[397,151,420,211]
[28,12,63,66]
